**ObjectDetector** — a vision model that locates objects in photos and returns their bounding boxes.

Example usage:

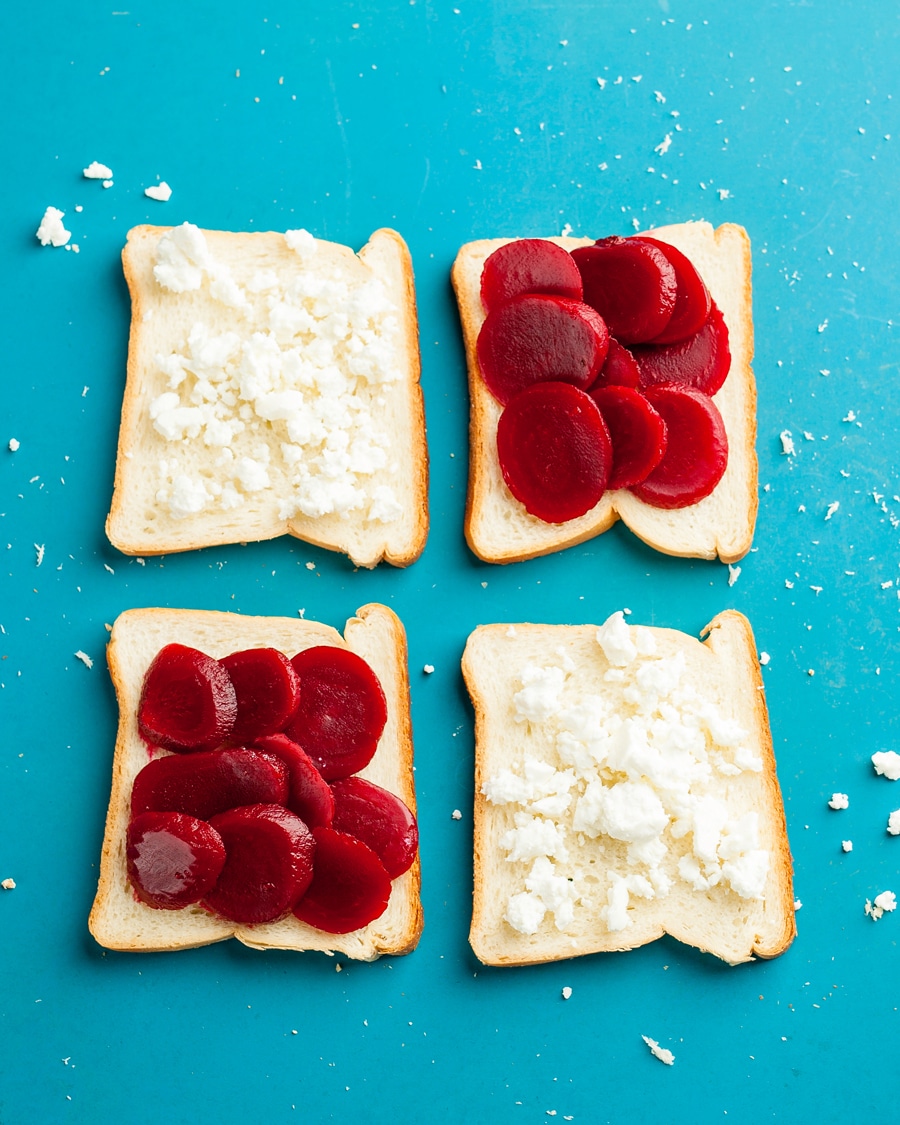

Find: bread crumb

[451,809,462,820]
[727,563,741,586]
[642,1035,675,1065]
[841,840,853,852]
[423,664,434,674]
[305,561,316,570]
[145,182,173,202]
[34,544,45,567]
[335,963,342,972]
[824,501,840,520]
[828,793,849,810]
[8,438,19,451]
[779,430,796,456]
[74,650,93,669]
[1,878,16,890]
[561,986,573,999]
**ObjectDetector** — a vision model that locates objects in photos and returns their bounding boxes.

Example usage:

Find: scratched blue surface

[2,2,899,1122]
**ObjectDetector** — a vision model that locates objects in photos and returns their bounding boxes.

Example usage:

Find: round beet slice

[205,804,316,924]
[629,384,728,509]
[632,236,712,344]
[633,300,731,396]
[221,648,301,743]
[292,827,391,934]
[480,238,583,312]
[496,382,612,523]
[253,734,335,828]
[572,237,677,344]
[285,647,388,781]
[476,294,609,405]
[587,337,641,391]
[126,810,226,910]
[138,644,237,753]
[330,777,418,879]
[590,386,668,490]
[131,747,288,821]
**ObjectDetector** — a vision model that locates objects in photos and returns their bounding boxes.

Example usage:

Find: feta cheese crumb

[824,501,840,521]
[828,793,849,810]
[728,563,741,586]
[285,228,317,256]
[74,650,93,669]
[34,544,45,567]
[36,206,71,247]
[642,1036,675,1065]
[145,182,173,202]
[872,751,900,781]
[887,810,900,836]
[1,878,15,890]
[83,161,113,179]
[561,986,573,1000]
[842,840,853,852]
[423,664,434,674]
[793,899,803,911]
[759,652,770,666]
[596,611,637,666]
[865,891,897,920]
[779,430,796,456]
[451,809,462,820]
[8,438,19,451]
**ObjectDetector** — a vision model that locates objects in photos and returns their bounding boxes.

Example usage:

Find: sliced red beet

[286,647,388,781]
[629,384,728,509]
[138,644,237,753]
[131,747,288,821]
[221,648,301,743]
[633,300,731,396]
[330,777,418,879]
[292,827,391,934]
[480,238,583,312]
[631,235,712,344]
[587,337,641,391]
[476,294,609,406]
[253,733,335,828]
[205,804,316,924]
[590,386,668,490]
[496,382,612,523]
[572,237,677,345]
[126,811,226,910]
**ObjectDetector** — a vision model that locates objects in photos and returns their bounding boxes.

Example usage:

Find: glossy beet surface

[632,235,712,344]
[253,734,335,828]
[629,384,728,509]
[590,386,668,490]
[497,382,612,523]
[572,237,677,344]
[476,294,609,405]
[205,804,316,924]
[286,647,388,780]
[330,776,418,878]
[126,811,226,910]
[292,827,392,934]
[588,337,641,391]
[138,644,237,752]
[479,238,584,311]
[221,648,301,743]
[633,300,731,396]
[131,747,288,821]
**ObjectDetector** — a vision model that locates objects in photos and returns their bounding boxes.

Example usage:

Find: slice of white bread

[462,610,794,966]
[107,224,428,568]
[451,222,756,564]
[89,603,422,959]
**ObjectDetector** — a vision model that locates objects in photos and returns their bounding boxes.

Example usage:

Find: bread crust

[108,225,428,568]
[451,223,757,565]
[89,603,423,959]
[463,611,795,967]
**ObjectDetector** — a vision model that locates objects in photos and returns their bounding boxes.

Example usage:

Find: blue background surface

[2,2,899,1122]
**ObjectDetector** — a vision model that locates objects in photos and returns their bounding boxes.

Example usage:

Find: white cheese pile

[483,612,768,937]
[147,222,403,524]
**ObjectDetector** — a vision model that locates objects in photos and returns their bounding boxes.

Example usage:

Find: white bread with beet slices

[462,610,795,966]
[89,603,422,959]
[107,224,428,568]
[451,222,756,565]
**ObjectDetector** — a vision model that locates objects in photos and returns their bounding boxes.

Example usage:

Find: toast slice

[89,603,423,959]
[107,224,428,567]
[452,222,756,564]
[463,610,794,966]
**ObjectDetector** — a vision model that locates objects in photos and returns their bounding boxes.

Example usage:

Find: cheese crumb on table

[872,751,900,781]
[423,664,434,674]
[83,161,113,180]
[642,1035,675,1065]
[74,650,93,669]
[561,986,573,1000]
[451,809,462,820]
[779,430,796,455]
[36,206,71,248]
[759,652,770,666]
[1,878,16,890]
[8,438,20,452]
[887,810,900,836]
[828,793,849,810]
[145,182,173,202]
[865,891,897,920]
[841,840,853,852]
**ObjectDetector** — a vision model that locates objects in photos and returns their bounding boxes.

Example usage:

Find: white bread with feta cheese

[89,603,423,959]
[462,610,794,966]
[107,224,428,568]
[451,222,756,565]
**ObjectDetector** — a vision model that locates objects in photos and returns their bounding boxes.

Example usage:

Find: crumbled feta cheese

[451,809,462,820]
[728,563,741,586]
[8,438,19,451]
[596,611,637,666]
[759,652,770,666]
[887,810,900,836]
[865,891,897,920]
[83,161,113,179]
[642,1036,675,1065]
[828,793,849,810]
[34,544,44,567]
[1,878,15,891]
[872,751,900,781]
[842,840,853,852]
[824,501,840,521]
[514,665,567,724]
[36,206,71,248]
[561,986,573,1000]
[145,182,173,202]
[423,664,434,674]
[285,228,317,256]
[779,430,796,456]
[74,650,93,669]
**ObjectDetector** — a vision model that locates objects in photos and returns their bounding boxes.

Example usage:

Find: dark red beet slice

[253,734,335,828]
[205,804,315,924]
[480,238,583,312]
[632,236,712,344]
[131,747,288,821]
[587,337,641,391]
[330,777,418,879]
[476,294,609,406]
[138,644,237,753]
[221,647,301,743]
[572,237,677,345]
[126,811,226,910]
[496,382,612,523]
[633,300,731,396]
[292,827,391,934]
[629,384,728,509]
[590,386,668,490]
[286,648,388,781]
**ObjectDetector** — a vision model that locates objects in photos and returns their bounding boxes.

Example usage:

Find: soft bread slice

[463,610,794,966]
[89,603,422,959]
[108,225,428,567]
[452,222,756,564]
